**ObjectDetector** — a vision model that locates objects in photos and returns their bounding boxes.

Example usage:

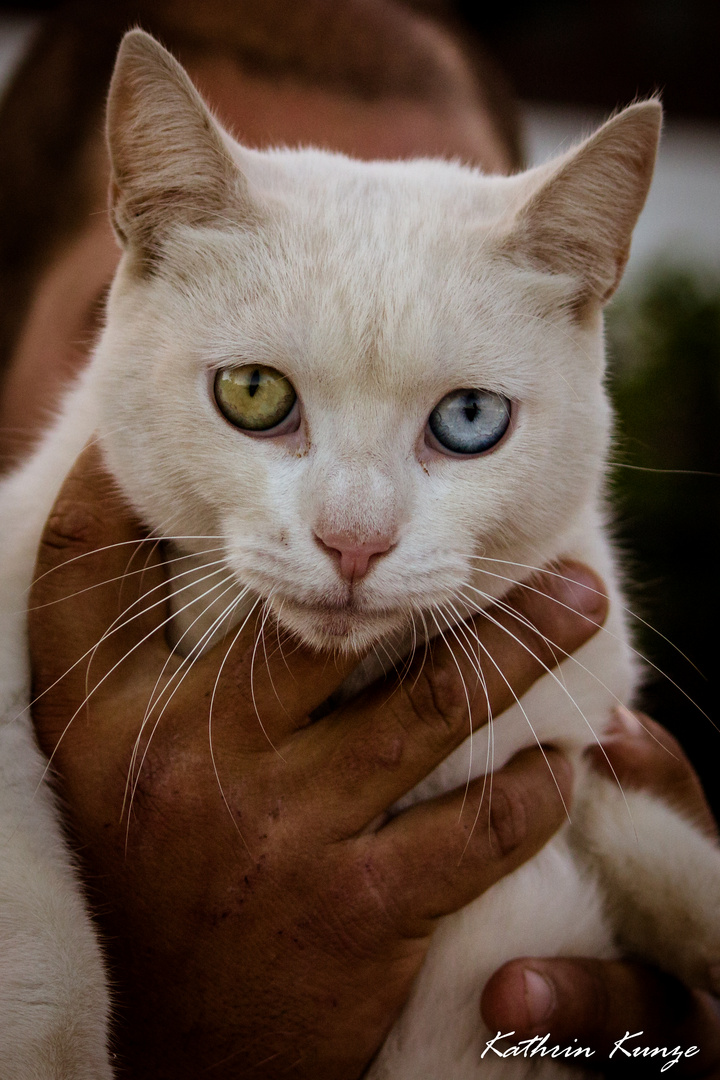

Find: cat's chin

[276,598,403,654]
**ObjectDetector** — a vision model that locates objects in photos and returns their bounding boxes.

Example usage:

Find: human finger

[373,748,573,931]
[307,562,607,824]
[481,956,720,1077]
[587,708,718,840]
[190,561,605,749]
[180,618,361,744]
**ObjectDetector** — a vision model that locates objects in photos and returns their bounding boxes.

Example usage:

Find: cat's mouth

[276,594,403,651]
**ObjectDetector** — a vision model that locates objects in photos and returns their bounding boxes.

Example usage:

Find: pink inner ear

[107,29,249,254]
[505,101,661,305]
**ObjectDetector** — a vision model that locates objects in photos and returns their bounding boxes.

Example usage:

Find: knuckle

[486,785,530,860]
[353,846,407,934]
[42,499,106,553]
[498,606,556,671]
[329,731,405,811]
[314,843,403,955]
[401,662,468,740]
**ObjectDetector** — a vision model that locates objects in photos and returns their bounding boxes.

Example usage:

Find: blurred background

[0,0,718,814]
[463,0,720,820]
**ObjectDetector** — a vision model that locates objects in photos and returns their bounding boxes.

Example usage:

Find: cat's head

[94,30,660,653]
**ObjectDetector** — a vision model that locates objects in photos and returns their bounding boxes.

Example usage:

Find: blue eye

[428,389,511,456]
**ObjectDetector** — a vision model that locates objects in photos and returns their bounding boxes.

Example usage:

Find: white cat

[0,28,719,1079]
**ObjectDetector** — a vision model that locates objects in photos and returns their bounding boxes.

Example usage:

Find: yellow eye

[214,365,297,432]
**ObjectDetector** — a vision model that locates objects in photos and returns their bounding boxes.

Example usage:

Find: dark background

[460,0,720,121]
[1,0,719,119]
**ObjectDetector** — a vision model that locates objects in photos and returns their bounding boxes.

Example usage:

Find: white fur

[0,30,719,1077]
[0,374,111,1076]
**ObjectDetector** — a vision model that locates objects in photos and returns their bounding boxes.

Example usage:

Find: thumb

[481,956,720,1076]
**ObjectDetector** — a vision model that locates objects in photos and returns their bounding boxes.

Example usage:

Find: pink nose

[315,531,394,582]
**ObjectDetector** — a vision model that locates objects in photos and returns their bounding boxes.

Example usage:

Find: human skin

[29,452,720,1080]
[4,52,718,1079]
[30,444,590,1077]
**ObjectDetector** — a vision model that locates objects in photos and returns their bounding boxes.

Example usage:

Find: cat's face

[94,32,660,654]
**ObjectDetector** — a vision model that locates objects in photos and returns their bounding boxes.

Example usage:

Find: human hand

[482,709,720,1077]
[29,445,607,1080]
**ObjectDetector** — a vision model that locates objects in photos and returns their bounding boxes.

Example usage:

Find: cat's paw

[571,775,720,993]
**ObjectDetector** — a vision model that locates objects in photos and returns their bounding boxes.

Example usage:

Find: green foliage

[606,267,720,812]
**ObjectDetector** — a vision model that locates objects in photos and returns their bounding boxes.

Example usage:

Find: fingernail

[548,563,607,619]
[605,705,643,739]
[523,968,556,1027]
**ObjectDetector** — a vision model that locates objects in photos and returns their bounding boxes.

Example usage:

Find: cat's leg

[0,717,112,1079]
[571,768,720,994]
[366,834,612,1080]
[0,383,110,1074]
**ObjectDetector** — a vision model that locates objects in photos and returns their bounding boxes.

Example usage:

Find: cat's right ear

[106,30,253,259]
[498,101,662,309]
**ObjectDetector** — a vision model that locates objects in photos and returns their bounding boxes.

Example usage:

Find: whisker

[118,535,162,611]
[375,634,403,680]
[124,575,243,798]
[273,600,293,679]
[359,626,424,717]
[460,582,608,740]
[462,582,678,772]
[21,562,230,728]
[26,548,227,612]
[33,567,232,795]
[437,599,495,831]
[428,606,477,821]
[133,575,242,722]
[449,600,573,828]
[410,609,432,696]
[465,552,705,679]
[249,591,287,758]
[207,598,263,857]
[81,561,233,736]
[456,583,638,834]
[397,611,419,692]
[256,592,291,720]
[28,534,225,590]
[124,581,247,839]
[463,558,715,730]
[608,462,720,477]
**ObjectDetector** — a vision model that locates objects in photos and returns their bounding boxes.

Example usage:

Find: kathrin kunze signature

[482,1030,700,1072]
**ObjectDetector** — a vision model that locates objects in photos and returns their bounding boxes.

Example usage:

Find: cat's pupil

[463,401,479,423]
[248,369,261,398]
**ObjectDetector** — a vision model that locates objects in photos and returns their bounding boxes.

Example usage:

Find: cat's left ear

[106,29,253,257]
[501,101,662,307]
